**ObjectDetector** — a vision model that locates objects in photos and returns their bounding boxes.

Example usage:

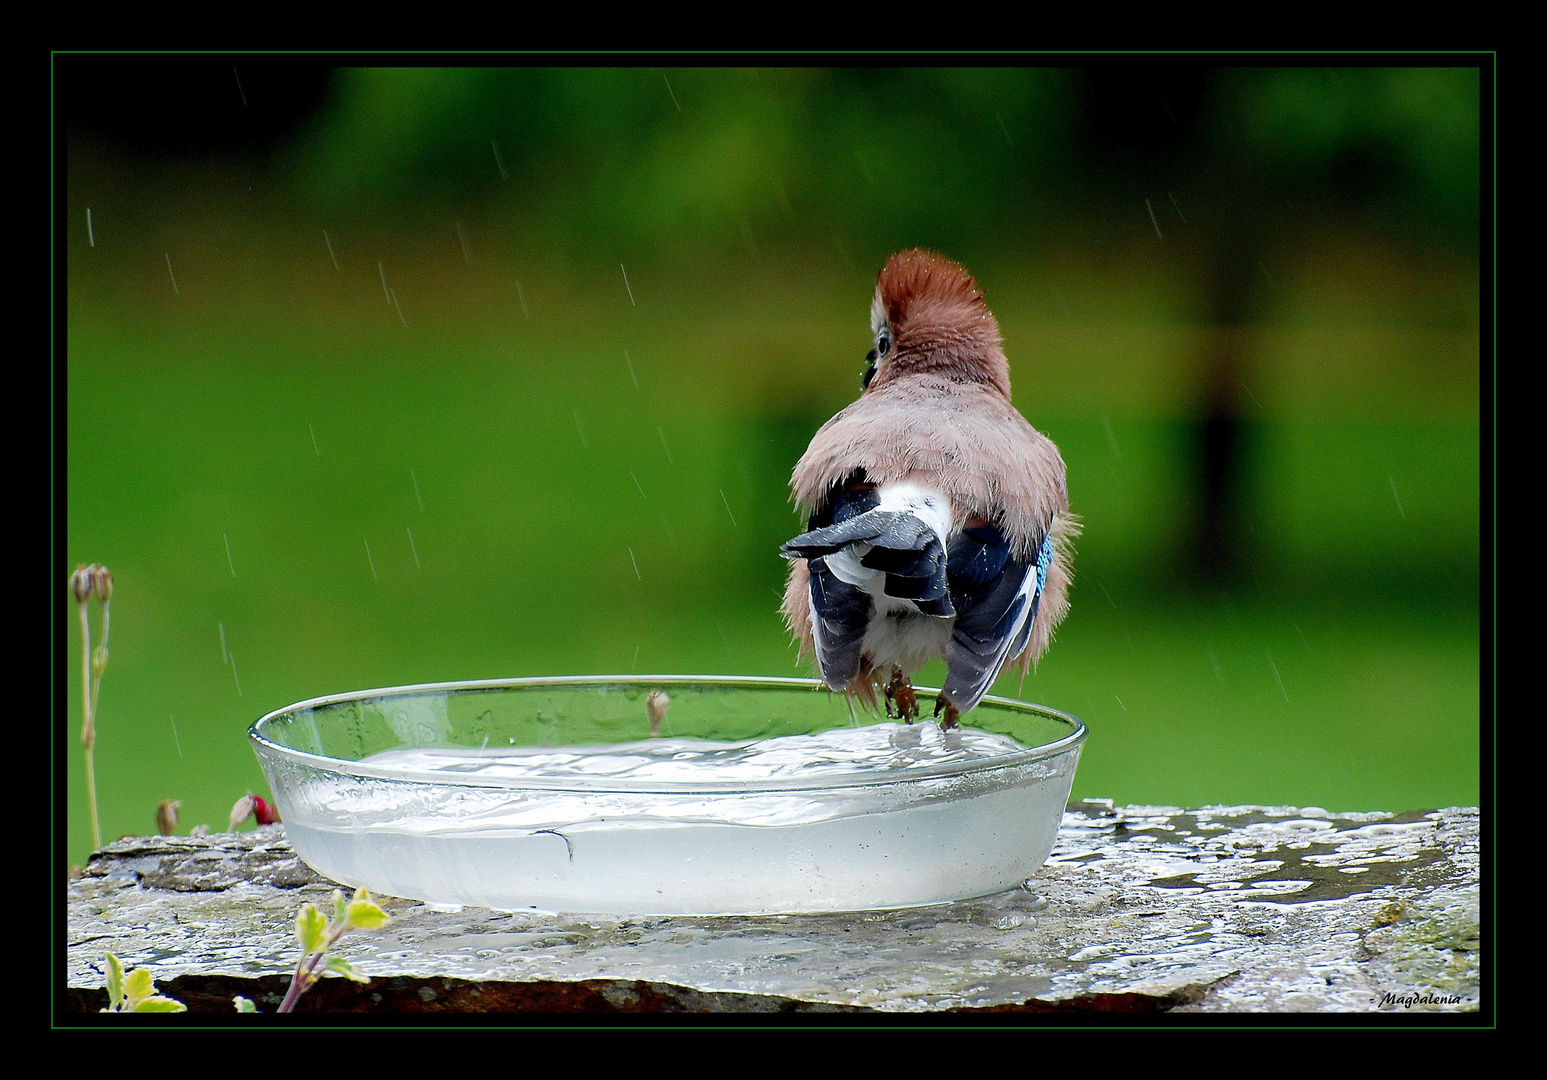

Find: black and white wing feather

[803,557,872,691]
[781,478,956,690]
[782,504,954,619]
[783,475,1055,711]
[781,481,880,691]
[939,524,1057,714]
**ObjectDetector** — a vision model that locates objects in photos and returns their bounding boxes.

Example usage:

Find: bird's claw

[886,666,919,723]
[933,697,961,731]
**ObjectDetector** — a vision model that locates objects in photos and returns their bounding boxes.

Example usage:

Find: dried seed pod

[228,794,255,832]
[646,690,670,738]
[155,799,181,836]
[70,564,95,604]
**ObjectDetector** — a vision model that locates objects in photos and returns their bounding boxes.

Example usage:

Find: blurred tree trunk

[1188,226,1261,588]
[1077,64,1261,590]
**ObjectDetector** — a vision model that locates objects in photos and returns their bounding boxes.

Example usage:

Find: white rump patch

[821,482,953,619]
[876,482,953,547]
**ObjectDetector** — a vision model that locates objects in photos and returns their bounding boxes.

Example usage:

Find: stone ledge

[66,802,1481,1015]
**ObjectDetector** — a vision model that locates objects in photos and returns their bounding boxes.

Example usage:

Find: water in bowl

[254,678,1084,915]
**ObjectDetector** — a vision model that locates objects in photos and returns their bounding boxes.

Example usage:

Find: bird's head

[862,249,1010,398]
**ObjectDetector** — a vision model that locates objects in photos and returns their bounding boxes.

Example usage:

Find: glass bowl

[248,676,1085,915]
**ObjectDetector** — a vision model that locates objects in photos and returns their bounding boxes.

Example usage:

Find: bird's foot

[887,666,919,723]
[933,697,961,731]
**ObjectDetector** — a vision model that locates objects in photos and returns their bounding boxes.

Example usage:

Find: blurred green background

[61,63,1483,866]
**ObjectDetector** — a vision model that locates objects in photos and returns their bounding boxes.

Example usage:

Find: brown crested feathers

[871,248,1011,399]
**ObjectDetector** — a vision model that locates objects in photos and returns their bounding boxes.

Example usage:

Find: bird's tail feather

[784,507,953,616]
[781,508,933,559]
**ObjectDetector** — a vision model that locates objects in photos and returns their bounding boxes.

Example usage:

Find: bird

[779,249,1077,729]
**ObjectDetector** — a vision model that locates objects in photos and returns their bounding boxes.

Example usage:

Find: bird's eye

[877,332,891,357]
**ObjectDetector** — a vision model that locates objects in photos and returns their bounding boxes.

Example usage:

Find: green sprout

[276,888,390,1013]
[101,952,187,1013]
[70,564,113,851]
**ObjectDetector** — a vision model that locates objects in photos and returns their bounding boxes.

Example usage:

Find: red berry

[251,795,281,825]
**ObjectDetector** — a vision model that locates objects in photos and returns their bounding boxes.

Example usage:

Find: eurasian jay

[780,249,1077,728]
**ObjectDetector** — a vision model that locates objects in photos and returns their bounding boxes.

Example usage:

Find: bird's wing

[782,481,878,690]
[804,557,872,691]
[940,525,1057,713]
[781,481,954,618]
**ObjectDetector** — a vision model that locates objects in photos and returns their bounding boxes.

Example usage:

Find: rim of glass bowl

[248,675,1086,794]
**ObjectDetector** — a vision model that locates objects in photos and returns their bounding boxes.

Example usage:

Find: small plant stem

[277,926,346,1013]
[277,953,315,1013]
[91,599,111,715]
[77,600,101,850]
[276,965,308,1013]
[83,748,101,851]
